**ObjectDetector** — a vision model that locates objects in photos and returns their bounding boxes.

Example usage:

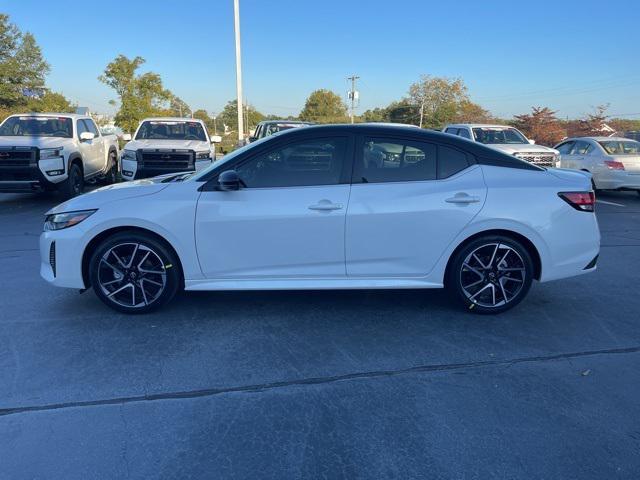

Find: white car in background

[443,124,560,168]
[39,124,600,315]
[554,137,640,195]
[120,118,221,181]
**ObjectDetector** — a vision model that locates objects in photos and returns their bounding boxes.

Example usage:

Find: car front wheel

[89,232,181,314]
[448,236,534,314]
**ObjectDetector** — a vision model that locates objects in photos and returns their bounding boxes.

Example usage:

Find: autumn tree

[409,75,469,128]
[573,105,610,137]
[299,89,348,123]
[512,107,565,146]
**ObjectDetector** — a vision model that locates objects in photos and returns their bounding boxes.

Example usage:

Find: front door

[195,135,353,279]
[346,136,486,277]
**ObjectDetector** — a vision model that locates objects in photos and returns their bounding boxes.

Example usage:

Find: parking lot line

[596,199,626,207]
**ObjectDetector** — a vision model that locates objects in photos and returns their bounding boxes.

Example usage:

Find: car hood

[124,139,211,151]
[485,143,559,155]
[0,136,72,148]
[46,179,171,215]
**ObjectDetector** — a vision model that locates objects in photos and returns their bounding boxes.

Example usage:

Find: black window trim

[200,133,355,191]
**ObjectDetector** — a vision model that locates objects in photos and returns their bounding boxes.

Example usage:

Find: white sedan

[555,137,640,194]
[40,124,600,315]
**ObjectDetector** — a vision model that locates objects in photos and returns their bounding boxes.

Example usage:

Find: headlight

[40,147,64,160]
[196,151,211,160]
[44,210,97,231]
[121,149,137,161]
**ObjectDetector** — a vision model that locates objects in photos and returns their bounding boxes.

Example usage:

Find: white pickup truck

[0,113,119,197]
[120,117,221,180]
[443,123,560,168]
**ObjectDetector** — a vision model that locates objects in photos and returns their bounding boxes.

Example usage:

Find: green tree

[386,99,419,125]
[299,89,348,123]
[0,14,50,109]
[27,91,75,113]
[99,55,173,132]
[219,99,264,133]
[360,107,388,123]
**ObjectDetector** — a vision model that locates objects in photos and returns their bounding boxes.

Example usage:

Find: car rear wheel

[448,235,534,314]
[89,232,181,314]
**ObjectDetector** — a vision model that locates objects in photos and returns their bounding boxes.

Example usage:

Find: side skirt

[185,277,444,291]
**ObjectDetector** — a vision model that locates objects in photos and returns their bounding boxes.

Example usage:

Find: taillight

[604,160,625,170]
[558,191,595,212]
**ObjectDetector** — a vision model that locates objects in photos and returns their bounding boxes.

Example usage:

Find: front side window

[235,137,347,188]
[458,128,471,139]
[0,116,73,138]
[76,120,89,137]
[135,121,207,141]
[472,127,527,145]
[571,141,591,155]
[598,140,640,155]
[357,138,437,183]
[83,119,100,137]
[556,141,574,154]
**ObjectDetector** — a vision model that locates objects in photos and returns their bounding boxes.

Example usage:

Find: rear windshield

[135,121,207,141]
[472,127,527,145]
[0,116,73,138]
[598,140,640,155]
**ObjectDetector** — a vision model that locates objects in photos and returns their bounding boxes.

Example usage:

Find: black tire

[59,162,84,199]
[89,231,181,314]
[447,235,534,314]
[101,151,118,185]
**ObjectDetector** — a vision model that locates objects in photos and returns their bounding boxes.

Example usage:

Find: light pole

[233,0,244,144]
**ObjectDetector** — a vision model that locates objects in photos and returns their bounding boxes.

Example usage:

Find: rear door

[346,135,486,277]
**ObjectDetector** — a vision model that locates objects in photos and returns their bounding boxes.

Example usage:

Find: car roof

[8,112,89,120]
[257,120,312,125]
[561,137,635,143]
[445,124,516,129]
[140,117,206,123]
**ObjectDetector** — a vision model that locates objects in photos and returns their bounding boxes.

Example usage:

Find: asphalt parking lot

[1,189,640,479]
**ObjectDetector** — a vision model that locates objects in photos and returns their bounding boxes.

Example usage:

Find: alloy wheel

[97,242,167,309]
[459,242,526,308]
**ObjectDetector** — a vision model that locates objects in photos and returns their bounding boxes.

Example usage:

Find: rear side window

[445,128,458,135]
[438,145,470,178]
[357,138,437,183]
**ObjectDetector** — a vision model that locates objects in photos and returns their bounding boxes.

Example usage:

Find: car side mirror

[210,135,222,144]
[528,139,536,144]
[122,133,132,141]
[79,132,95,141]
[217,170,241,191]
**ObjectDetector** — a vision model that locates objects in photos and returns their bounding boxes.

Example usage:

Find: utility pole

[233,0,244,144]
[419,97,425,128]
[347,75,360,124]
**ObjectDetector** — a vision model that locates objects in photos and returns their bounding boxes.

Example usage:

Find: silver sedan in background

[555,137,640,195]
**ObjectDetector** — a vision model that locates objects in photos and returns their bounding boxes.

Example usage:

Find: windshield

[135,121,207,141]
[472,127,527,145]
[598,140,640,155]
[0,116,73,138]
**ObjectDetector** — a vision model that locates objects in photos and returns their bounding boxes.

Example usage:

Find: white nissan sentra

[40,124,600,314]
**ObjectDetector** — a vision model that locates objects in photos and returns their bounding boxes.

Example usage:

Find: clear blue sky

[2,0,639,119]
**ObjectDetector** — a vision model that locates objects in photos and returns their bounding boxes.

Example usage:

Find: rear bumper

[595,171,640,190]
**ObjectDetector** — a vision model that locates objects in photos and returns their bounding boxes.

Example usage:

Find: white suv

[443,124,559,168]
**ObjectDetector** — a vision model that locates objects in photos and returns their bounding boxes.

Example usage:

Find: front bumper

[121,157,212,181]
[0,147,66,192]
[40,229,87,289]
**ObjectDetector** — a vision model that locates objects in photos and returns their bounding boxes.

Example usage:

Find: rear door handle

[445,194,480,204]
[308,200,343,211]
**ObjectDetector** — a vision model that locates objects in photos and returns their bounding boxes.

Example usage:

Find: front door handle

[308,200,343,211]
[445,193,480,204]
